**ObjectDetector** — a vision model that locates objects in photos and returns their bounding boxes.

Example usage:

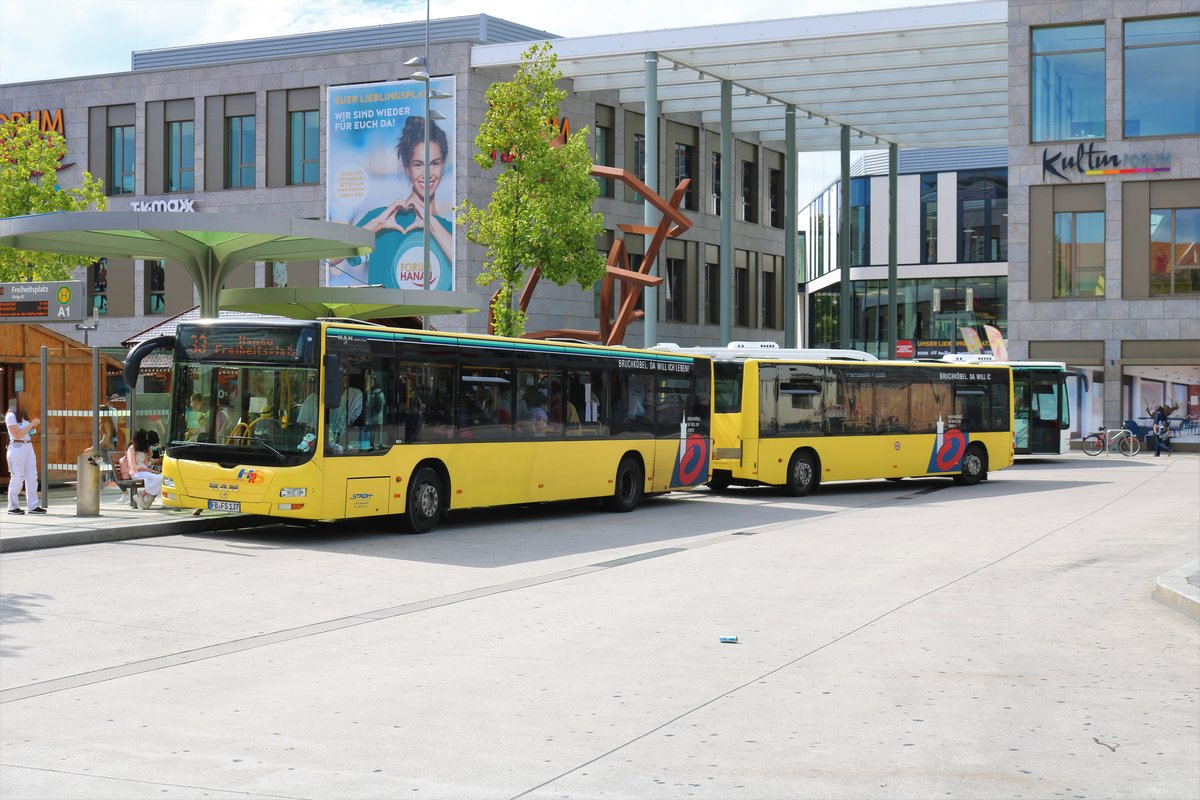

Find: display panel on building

[325,78,457,292]
[0,281,85,323]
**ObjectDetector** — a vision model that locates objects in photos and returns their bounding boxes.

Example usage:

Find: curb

[0,514,260,553]
[1152,560,1200,622]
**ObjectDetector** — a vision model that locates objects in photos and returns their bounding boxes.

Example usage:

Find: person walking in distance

[6,398,45,515]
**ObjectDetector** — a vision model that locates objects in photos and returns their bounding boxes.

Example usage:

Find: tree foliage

[458,42,605,336]
[0,117,107,282]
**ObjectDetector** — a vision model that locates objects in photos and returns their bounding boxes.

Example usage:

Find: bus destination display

[178,326,315,363]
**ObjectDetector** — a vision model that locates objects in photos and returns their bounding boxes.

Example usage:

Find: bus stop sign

[0,280,86,323]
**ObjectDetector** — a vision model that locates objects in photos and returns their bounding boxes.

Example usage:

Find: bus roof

[654,342,877,361]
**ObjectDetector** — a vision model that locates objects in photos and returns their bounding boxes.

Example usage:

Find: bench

[104,450,144,508]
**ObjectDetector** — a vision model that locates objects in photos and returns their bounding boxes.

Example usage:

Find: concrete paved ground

[1,453,1197,799]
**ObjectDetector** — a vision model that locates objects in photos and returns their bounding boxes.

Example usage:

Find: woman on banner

[352,116,454,290]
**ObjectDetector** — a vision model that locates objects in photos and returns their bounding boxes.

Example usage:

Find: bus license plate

[208,500,240,512]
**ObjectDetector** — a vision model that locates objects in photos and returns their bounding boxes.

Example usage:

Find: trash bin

[77,449,101,517]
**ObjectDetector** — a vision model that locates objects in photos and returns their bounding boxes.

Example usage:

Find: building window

[1125,16,1200,137]
[958,169,1007,263]
[1031,24,1105,142]
[705,245,721,325]
[146,260,167,314]
[920,173,938,264]
[762,254,781,329]
[768,168,783,229]
[741,161,757,223]
[288,109,319,185]
[632,132,646,183]
[226,115,255,189]
[673,143,696,211]
[665,258,687,322]
[266,261,289,288]
[108,125,135,195]
[735,249,756,327]
[90,258,108,316]
[1150,207,1200,296]
[849,177,870,267]
[711,153,721,216]
[166,120,194,193]
[594,122,613,197]
[1053,212,1105,297]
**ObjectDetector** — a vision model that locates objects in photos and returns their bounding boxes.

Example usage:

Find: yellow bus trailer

[704,356,1014,494]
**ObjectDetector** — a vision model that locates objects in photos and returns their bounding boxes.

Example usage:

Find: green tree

[459,42,605,336]
[0,117,107,281]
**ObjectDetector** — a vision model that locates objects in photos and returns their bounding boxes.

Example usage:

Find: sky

[0,0,953,196]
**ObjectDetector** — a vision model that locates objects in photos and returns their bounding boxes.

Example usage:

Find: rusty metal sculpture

[486,165,692,346]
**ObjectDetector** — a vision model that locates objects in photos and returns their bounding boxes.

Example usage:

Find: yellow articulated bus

[138,320,713,532]
[657,347,1014,494]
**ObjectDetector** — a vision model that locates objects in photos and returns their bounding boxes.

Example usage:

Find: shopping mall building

[1,0,1197,436]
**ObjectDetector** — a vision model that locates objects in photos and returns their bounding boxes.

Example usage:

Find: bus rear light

[277,503,305,511]
[279,487,307,498]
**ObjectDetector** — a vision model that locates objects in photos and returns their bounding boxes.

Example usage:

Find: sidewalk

[1,482,258,553]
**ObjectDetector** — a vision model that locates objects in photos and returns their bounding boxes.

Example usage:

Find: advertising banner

[325,78,456,290]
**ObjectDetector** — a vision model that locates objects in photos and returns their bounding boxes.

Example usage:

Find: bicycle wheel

[1119,434,1139,457]
[1082,434,1104,456]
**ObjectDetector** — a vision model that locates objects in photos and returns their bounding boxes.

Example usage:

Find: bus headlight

[163,476,175,489]
[279,487,307,498]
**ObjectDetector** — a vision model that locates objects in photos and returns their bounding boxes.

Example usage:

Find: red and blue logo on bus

[671,432,711,487]
[927,429,969,473]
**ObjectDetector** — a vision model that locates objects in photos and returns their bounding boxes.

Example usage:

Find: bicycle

[1082,426,1141,457]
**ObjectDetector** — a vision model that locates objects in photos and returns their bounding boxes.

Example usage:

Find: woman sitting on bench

[125,429,163,509]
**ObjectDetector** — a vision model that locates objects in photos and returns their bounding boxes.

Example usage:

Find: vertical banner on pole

[325,78,457,290]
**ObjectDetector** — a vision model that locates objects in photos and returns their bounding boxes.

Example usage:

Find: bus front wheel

[784,452,818,497]
[604,456,644,512]
[954,446,987,486]
[404,466,444,533]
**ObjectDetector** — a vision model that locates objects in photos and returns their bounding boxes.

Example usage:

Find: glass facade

[1125,16,1200,137]
[920,173,937,263]
[809,277,1008,358]
[958,169,1007,263]
[288,109,319,185]
[1053,211,1105,297]
[226,115,255,189]
[594,123,612,197]
[632,132,646,182]
[1031,24,1105,141]
[1150,207,1200,296]
[849,177,870,266]
[674,142,695,211]
[166,120,194,193]
[741,160,757,223]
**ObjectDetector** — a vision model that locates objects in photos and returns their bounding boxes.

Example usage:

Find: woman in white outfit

[126,428,163,509]
[5,399,44,515]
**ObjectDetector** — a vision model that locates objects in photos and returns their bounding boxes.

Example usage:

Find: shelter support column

[838,125,851,349]
[643,52,659,348]
[887,142,898,359]
[720,80,733,346]
[784,105,797,348]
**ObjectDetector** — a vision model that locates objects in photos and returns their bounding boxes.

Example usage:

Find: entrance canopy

[472,0,1007,151]
[0,211,374,318]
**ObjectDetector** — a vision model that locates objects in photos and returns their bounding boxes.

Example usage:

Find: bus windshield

[168,362,320,466]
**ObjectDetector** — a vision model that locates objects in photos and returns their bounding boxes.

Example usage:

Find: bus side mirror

[324,354,343,408]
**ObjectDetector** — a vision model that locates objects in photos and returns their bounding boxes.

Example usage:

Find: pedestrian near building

[5,398,45,515]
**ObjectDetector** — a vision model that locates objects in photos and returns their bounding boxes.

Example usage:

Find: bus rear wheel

[404,466,443,533]
[784,452,818,497]
[954,445,987,486]
[603,456,644,512]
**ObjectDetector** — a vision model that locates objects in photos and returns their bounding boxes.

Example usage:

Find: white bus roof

[653,342,878,361]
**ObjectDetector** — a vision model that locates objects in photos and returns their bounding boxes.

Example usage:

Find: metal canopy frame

[472,0,1007,151]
